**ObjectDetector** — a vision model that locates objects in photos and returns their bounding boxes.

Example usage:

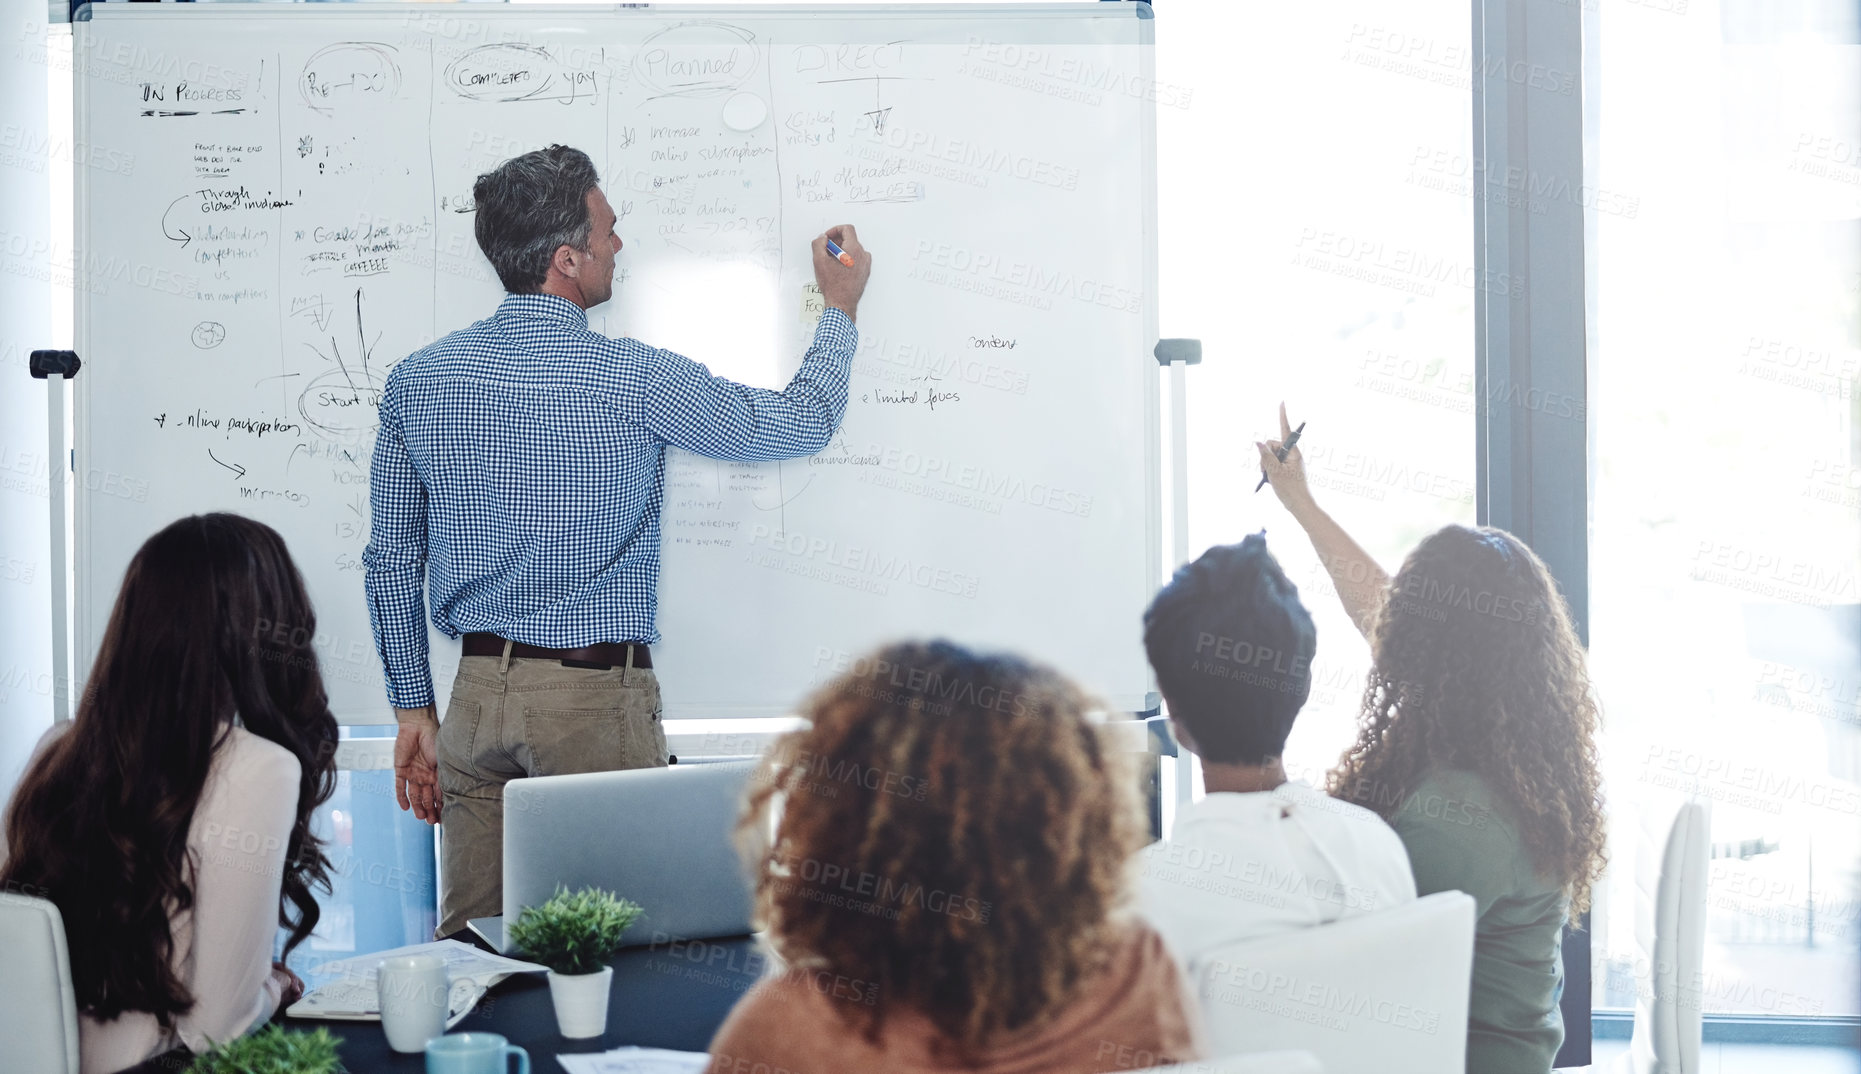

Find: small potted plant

[189,1025,344,1073]
[508,884,644,1039]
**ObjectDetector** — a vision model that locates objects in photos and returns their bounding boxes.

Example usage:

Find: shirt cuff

[386,675,435,711]
[813,306,859,358]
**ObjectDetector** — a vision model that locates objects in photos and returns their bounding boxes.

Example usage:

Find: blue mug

[425,1032,530,1074]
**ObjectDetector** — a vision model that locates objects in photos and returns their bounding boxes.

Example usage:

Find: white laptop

[470,760,757,954]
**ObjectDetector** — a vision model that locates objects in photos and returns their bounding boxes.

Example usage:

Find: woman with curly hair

[1,514,338,1073]
[708,640,1201,1073]
[1257,405,1606,1074]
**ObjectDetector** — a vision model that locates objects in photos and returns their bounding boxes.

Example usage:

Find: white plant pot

[547,966,613,1039]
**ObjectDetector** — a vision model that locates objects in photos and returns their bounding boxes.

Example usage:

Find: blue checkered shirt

[363,293,858,708]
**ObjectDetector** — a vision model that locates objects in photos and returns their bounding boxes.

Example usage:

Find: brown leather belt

[461,632,651,670]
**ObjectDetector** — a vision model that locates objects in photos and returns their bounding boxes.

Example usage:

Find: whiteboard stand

[28,349,80,725]
[1155,338,1200,570]
[1152,338,1201,836]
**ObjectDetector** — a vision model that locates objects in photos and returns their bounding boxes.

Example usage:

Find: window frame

[1470,0,1593,1064]
[1475,0,1861,1056]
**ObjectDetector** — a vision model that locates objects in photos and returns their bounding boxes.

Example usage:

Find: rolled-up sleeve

[362,394,434,709]
[643,308,858,460]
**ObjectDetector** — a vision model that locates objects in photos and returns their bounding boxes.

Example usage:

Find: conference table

[283,933,758,1068]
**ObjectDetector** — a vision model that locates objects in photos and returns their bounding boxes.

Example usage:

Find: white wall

[0,0,57,804]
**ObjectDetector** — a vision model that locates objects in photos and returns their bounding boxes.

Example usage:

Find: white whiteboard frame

[70,0,1163,724]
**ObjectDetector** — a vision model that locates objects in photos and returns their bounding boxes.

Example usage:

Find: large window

[1159,3,1476,777]
[1589,0,1861,1020]
[285,730,438,985]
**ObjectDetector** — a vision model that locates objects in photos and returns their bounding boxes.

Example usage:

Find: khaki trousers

[435,647,667,938]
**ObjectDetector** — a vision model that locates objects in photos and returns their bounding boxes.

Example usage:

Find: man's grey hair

[473,145,600,294]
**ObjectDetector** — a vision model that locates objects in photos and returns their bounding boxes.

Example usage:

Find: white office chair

[1190,890,1475,1074]
[1124,1053,1323,1074]
[1613,800,1710,1074]
[0,892,81,1074]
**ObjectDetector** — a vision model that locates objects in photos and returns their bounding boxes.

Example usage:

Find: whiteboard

[73,3,1160,721]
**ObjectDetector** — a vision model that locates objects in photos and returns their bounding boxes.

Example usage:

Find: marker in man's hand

[825,238,855,268]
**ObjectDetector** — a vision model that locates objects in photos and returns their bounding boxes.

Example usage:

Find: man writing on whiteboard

[363,144,872,937]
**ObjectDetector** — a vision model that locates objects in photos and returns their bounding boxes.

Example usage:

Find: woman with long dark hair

[1,513,338,1073]
[1257,406,1606,1074]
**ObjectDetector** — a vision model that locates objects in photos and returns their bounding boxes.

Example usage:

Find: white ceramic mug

[379,954,449,1052]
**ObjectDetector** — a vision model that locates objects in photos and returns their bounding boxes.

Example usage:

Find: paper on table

[286,939,545,1024]
[555,1046,711,1074]
[287,977,485,1030]
[284,975,495,1027]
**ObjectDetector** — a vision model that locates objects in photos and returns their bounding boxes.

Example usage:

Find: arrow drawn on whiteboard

[207,448,246,480]
[161,194,195,248]
[814,71,921,136]
[297,287,385,444]
[865,76,891,135]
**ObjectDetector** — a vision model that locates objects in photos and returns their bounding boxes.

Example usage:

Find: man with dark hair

[1135,533,1415,978]
[364,144,872,936]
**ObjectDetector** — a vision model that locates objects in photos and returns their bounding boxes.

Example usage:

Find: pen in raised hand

[1255,420,1305,492]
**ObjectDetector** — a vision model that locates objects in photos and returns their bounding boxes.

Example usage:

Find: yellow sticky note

[801,282,825,329]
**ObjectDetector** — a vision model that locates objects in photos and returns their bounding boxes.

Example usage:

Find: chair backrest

[1192,890,1475,1074]
[1122,1052,1324,1074]
[1624,800,1710,1074]
[0,892,81,1074]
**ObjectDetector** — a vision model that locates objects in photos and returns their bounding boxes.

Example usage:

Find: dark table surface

[283,934,761,1069]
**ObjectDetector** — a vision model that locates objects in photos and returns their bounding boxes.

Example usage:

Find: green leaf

[188,1025,345,1073]
[506,884,645,976]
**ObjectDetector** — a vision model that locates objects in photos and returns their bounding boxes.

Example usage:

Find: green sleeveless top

[1392,769,1569,1074]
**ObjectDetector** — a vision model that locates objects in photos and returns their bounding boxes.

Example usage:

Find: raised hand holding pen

[1254,417,1305,492]
[1254,402,1312,510]
[1254,402,1389,639]
[811,224,873,323]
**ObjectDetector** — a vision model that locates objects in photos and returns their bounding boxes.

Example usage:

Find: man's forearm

[364,575,436,710]
[782,307,859,447]
[364,410,437,708]
[395,705,436,725]
[644,308,858,461]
